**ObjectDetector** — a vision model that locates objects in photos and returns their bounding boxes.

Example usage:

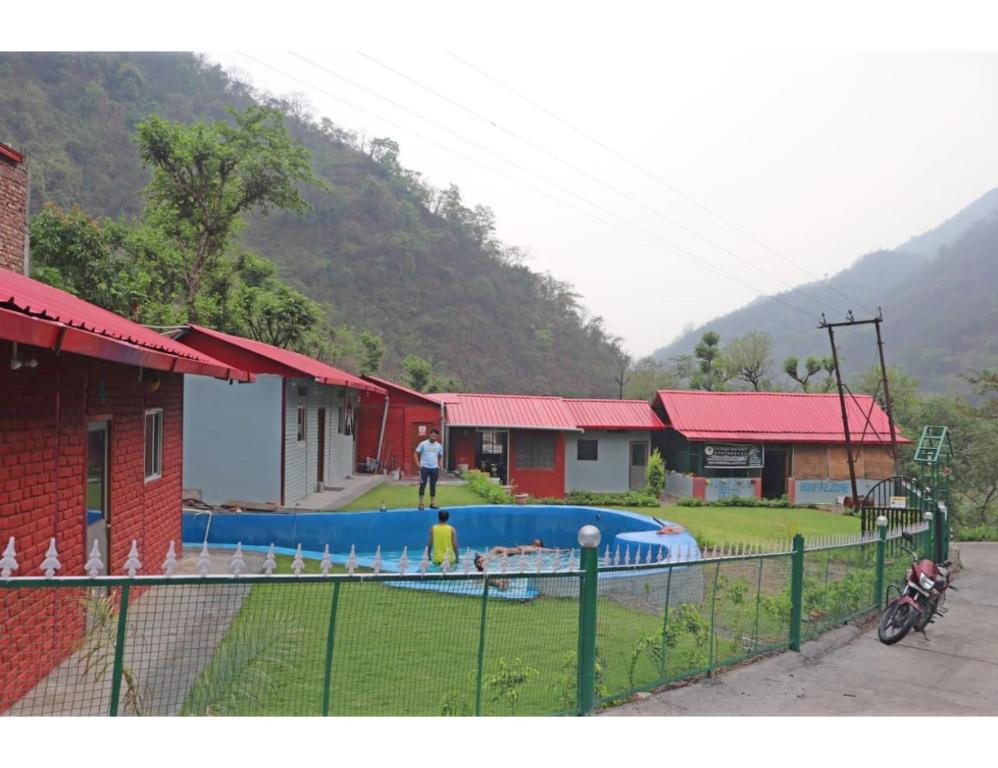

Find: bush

[562,489,660,507]
[462,469,514,504]
[953,524,998,542]
[676,495,818,509]
[645,449,665,497]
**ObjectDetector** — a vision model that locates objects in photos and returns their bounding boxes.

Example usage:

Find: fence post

[658,566,674,678]
[576,525,601,716]
[788,534,805,652]
[108,584,131,717]
[473,577,490,716]
[321,581,342,716]
[874,521,887,609]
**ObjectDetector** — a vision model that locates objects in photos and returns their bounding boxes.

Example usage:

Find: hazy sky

[203,50,998,358]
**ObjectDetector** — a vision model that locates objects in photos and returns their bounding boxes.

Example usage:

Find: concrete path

[6,548,265,716]
[287,472,386,511]
[602,543,998,716]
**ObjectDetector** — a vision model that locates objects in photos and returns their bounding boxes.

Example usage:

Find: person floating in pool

[473,553,510,591]
[428,508,458,566]
[413,428,444,511]
[487,539,552,556]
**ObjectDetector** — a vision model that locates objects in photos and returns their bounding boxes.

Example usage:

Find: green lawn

[338,481,485,511]
[180,554,794,716]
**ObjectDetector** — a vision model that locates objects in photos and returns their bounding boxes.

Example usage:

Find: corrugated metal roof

[0,268,248,380]
[563,399,665,430]
[186,324,385,394]
[362,374,444,404]
[655,389,910,444]
[444,393,581,431]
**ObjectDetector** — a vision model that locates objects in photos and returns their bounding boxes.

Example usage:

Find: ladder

[913,425,952,465]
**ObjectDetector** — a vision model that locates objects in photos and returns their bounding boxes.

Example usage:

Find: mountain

[0,52,625,396]
[653,189,998,394]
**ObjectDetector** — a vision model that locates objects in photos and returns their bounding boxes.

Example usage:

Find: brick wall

[0,343,183,711]
[0,151,28,273]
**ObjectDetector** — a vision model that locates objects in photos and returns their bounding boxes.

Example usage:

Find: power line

[357,52,851,318]
[446,51,876,316]
[254,52,819,321]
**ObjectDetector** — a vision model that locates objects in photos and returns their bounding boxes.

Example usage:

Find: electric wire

[446,51,876,316]
[359,51,852,319]
[241,52,820,322]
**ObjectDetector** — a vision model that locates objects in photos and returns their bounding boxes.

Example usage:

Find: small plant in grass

[627,603,710,687]
[550,650,608,710]
[484,657,538,715]
[75,590,146,715]
[439,690,472,716]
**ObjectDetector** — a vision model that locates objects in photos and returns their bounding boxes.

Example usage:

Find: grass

[337,481,485,511]
[609,504,860,547]
[180,554,801,716]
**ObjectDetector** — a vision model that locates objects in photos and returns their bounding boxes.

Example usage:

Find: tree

[724,331,773,391]
[358,332,384,376]
[691,331,729,391]
[403,354,434,392]
[135,105,322,318]
[784,355,835,392]
[623,356,682,401]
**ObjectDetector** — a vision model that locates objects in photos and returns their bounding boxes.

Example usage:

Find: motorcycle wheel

[878,600,917,645]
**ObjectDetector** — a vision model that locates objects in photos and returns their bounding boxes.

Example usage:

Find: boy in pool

[473,553,510,591]
[428,509,458,566]
[487,539,552,556]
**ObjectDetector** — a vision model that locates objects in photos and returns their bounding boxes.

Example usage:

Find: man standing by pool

[414,428,444,510]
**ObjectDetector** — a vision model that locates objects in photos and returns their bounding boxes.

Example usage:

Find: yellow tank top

[431,524,455,564]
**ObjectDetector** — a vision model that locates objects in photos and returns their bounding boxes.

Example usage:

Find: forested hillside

[0,52,625,395]
[653,189,998,394]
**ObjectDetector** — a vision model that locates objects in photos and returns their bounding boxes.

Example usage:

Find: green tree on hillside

[691,331,729,391]
[135,105,322,319]
[783,355,836,392]
[724,331,773,391]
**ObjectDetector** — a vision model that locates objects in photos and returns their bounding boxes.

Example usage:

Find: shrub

[562,489,660,507]
[462,469,514,504]
[676,495,818,510]
[953,524,998,542]
[645,449,665,497]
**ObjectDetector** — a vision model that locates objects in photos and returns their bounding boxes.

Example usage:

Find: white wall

[565,431,650,492]
[183,374,282,506]
[284,380,357,505]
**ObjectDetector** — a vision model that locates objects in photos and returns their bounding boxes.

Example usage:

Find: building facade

[355,375,444,477]
[178,325,385,508]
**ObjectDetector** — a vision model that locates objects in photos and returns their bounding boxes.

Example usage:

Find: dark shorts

[419,467,439,496]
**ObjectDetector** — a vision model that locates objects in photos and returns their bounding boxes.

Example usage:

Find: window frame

[577,438,599,462]
[514,433,556,470]
[297,405,307,442]
[144,408,163,483]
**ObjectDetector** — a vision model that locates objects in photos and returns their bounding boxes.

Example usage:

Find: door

[316,408,326,486]
[86,421,110,575]
[629,441,648,490]
[477,430,508,484]
[762,448,787,499]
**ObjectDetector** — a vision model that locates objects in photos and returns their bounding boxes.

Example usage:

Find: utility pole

[614,359,630,399]
[819,309,901,506]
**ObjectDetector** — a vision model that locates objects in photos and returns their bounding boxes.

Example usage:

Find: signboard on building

[703,443,764,468]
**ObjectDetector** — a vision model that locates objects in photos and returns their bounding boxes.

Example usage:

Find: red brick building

[0,143,29,274]
[0,268,247,712]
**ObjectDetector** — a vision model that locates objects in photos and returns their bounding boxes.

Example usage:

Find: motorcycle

[877,530,953,645]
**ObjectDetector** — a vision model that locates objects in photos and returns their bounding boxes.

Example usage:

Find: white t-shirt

[416,439,444,469]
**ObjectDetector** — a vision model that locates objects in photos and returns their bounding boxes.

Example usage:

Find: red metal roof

[0,142,24,164]
[654,389,910,444]
[564,399,666,430]
[444,393,581,431]
[362,374,443,404]
[0,268,250,380]
[184,324,386,394]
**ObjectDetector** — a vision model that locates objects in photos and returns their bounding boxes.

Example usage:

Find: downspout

[279,379,287,507]
[375,393,390,469]
[440,400,447,472]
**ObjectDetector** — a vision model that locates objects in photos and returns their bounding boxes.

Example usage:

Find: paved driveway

[602,542,998,716]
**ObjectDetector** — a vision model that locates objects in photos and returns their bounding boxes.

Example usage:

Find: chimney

[0,142,29,275]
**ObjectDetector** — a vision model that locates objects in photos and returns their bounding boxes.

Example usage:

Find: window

[577,439,599,461]
[514,433,555,469]
[297,406,306,442]
[144,409,163,481]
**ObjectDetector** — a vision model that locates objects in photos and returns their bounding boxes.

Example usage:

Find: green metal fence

[0,524,932,717]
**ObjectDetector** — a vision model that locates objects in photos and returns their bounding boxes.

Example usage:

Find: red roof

[362,374,443,404]
[0,142,24,164]
[654,389,909,444]
[182,324,386,394]
[443,393,581,431]
[0,268,250,380]
[564,399,665,430]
